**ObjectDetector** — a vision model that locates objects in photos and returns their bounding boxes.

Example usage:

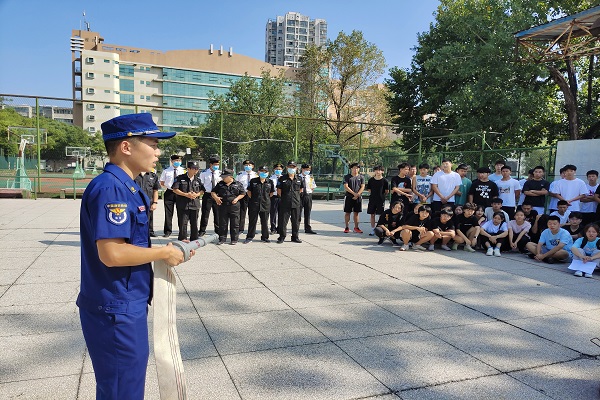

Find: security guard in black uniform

[236,159,257,233]
[172,161,205,241]
[212,168,246,245]
[245,165,275,243]
[198,155,221,236]
[270,163,284,233]
[277,160,304,243]
[134,170,161,237]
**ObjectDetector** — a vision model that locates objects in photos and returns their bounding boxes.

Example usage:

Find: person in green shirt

[455,164,471,206]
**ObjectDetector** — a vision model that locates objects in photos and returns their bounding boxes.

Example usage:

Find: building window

[104,74,110,78]
[85,57,94,64]
[119,79,134,92]
[140,95,145,99]
[86,88,95,94]
[88,127,96,133]
[104,89,111,93]
[104,105,111,109]
[104,59,110,63]
[140,80,145,85]
[86,72,95,79]
[87,104,95,110]
[146,96,151,100]
[87,115,95,121]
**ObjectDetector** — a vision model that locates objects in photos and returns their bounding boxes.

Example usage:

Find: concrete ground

[0,198,599,399]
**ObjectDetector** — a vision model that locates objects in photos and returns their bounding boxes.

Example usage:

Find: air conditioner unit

[85,57,94,64]
[86,72,95,79]
[88,127,96,133]
[86,88,95,94]
[88,115,95,121]
[87,104,95,110]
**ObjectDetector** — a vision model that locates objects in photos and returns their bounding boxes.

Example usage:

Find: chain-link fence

[0,94,558,197]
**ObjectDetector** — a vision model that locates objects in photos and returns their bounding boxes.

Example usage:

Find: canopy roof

[515,5,600,63]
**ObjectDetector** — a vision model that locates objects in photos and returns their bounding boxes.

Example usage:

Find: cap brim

[145,131,176,139]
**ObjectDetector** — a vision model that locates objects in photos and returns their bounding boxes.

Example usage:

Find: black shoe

[544,257,556,264]
[527,253,536,259]
[377,237,385,245]
[198,232,205,237]
[261,238,271,243]
[244,238,253,244]
[230,241,238,245]
[163,233,171,238]
[305,230,317,234]
[277,237,285,244]
[390,238,399,246]
[149,232,157,238]
[291,238,302,243]
[217,240,225,245]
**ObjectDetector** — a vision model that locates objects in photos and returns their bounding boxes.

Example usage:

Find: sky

[0,0,440,99]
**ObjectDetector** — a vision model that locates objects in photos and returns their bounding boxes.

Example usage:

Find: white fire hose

[153,234,218,400]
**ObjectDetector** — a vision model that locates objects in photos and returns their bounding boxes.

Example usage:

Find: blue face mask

[259,172,268,179]
[303,170,311,176]
[211,165,219,171]
[244,165,253,172]
[274,169,282,176]
[173,162,181,168]
[287,168,296,174]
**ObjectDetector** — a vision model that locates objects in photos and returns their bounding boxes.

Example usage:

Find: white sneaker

[413,244,427,251]
[574,270,583,277]
[584,273,593,278]
[441,244,452,251]
[493,248,501,257]
[399,244,409,251]
[369,229,375,236]
[451,243,459,251]
[486,247,493,256]
[428,244,435,251]
[464,244,476,253]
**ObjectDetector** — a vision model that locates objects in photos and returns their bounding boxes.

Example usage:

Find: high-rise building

[70,29,298,133]
[265,12,327,68]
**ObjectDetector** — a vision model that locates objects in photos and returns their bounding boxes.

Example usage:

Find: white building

[265,12,327,68]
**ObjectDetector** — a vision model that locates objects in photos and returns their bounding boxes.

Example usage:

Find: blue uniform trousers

[80,307,149,400]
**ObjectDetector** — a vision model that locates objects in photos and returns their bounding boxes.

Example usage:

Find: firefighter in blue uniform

[77,113,189,400]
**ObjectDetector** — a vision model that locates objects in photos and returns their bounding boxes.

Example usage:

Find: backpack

[578,237,600,250]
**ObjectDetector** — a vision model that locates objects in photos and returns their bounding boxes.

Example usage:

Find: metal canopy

[515,5,600,63]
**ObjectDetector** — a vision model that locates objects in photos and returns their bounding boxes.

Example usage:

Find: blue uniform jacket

[77,163,152,314]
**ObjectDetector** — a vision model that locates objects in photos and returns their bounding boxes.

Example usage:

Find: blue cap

[101,113,176,142]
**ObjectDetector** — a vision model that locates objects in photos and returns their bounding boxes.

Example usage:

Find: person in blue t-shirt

[525,215,572,263]
[570,223,600,278]
[78,113,190,400]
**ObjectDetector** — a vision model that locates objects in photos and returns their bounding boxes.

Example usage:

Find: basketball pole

[35,97,41,199]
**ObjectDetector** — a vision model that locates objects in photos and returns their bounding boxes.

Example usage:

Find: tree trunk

[587,55,594,115]
[547,65,579,140]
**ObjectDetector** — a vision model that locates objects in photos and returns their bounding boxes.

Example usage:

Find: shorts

[541,245,573,262]
[408,230,424,243]
[344,196,362,213]
[367,200,384,215]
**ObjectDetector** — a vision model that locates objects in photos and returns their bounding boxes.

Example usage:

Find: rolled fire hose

[153,234,218,400]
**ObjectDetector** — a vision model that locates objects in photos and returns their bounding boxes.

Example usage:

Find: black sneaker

[149,232,157,238]
[377,237,385,245]
[527,253,536,259]
[261,238,271,243]
[291,238,302,243]
[277,237,285,244]
[230,241,238,245]
[544,257,556,264]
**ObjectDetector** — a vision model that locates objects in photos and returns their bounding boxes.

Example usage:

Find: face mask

[244,165,253,172]
[259,172,268,179]
[287,168,296,174]
[173,162,181,168]
[211,165,219,171]
[274,169,282,176]
[303,170,311,176]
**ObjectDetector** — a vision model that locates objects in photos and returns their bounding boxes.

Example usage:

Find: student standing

[269,163,284,233]
[236,159,258,233]
[431,159,462,213]
[390,162,413,212]
[468,167,499,208]
[367,165,389,235]
[343,162,366,233]
[454,164,471,206]
[412,163,433,205]
[496,165,521,219]
[580,170,599,226]
[522,166,550,215]
[552,164,588,212]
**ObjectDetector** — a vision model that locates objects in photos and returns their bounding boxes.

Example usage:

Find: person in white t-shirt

[430,159,462,214]
[547,169,565,213]
[580,170,599,225]
[553,164,588,212]
[496,165,521,219]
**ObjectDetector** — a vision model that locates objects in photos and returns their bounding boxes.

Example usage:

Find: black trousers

[270,197,280,231]
[298,193,313,231]
[239,196,249,232]
[149,210,155,235]
[501,206,516,220]
[278,206,300,240]
[374,226,400,240]
[199,192,219,234]
[218,203,240,242]
[247,206,270,240]
[163,189,177,235]
[176,207,199,241]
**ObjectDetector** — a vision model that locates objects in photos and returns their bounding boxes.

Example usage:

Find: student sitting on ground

[479,212,508,256]
[484,198,510,223]
[507,209,531,253]
[374,201,404,246]
[400,205,435,251]
[550,200,571,226]
[525,215,573,264]
[570,223,600,277]
[428,209,456,251]
[475,205,486,226]
[452,202,480,252]
[565,211,584,241]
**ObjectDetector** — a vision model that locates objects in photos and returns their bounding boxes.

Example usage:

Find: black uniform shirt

[278,174,304,209]
[134,172,160,200]
[377,209,404,230]
[248,177,275,212]
[172,173,205,210]
[214,181,246,205]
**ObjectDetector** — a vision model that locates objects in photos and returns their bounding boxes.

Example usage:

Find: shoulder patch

[105,202,128,225]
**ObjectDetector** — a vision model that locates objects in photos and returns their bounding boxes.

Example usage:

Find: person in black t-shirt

[367,165,389,236]
[343,163,366,233]
[518,202,539,225]
[400,205,435,251]
[522,166,549,215]
[428,209,456,251]
[374,201,404,246]
[452,202,480,252]
[390,162,413,212]
[468,167,499,208]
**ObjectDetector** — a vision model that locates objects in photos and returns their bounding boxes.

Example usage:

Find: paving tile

[173,259,245,275]
[507,285,600,312]
[336,331,498,391]
[0,255,41,269]
[268,282,370,309]
[176,318,219,360]
[223,342,388,400]
[183,357,241,399]
[177,271,262,292]
[189,287,290,317]
[430,321,580,372]
[0,268,25,286]
[297,302,418,340]
[400,373,552,399]
[509,359,600,400]
[16,265,79,284]
[0,281,80,306]
[399,273,496,295]
[229,256,306,271]
[340,279,436,302]
[28,254,81,269]
[311,264,394,283]
[511,267,586,286]
[560,279,600,297]
[0,330,86,383]
[203,309,328,354]
[377,296,493,329]
[0,307,79,337]
[250,267,333,287]
[0,374,80,400]
[78,364,160,400]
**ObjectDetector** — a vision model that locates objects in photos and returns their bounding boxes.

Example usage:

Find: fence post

[73,178,77,200]
[479,131,486,167]
[417,128,423,166]
[35,97,41,199]
[327,182,330,201]
[219,111,223,163]
[359,123,363,166]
